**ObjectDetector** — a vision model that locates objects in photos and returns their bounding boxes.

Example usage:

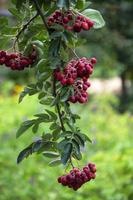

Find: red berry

[73,23,81,32]
[58,177,62,183]
[88,20,94,27]
[63,17,69,24]
[20,59,29,67]
[0,57,6,64]
[91,57,97,64]
[0,50,6,57]
[67,14,73,20]
[61,78,67,85]
[69,96,77,103]
[10,53,18,59]
[61,177,67,186]
[78,96,86,103]
[81,22,89,30]
[67,78,74,85]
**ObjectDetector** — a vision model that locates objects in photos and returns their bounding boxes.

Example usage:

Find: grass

[0,93,133,200]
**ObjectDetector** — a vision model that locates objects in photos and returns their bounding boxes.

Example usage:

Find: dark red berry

[73,23,81,32]
[81,22,89,30]
[63,17,69,24]
[91,57,97,64]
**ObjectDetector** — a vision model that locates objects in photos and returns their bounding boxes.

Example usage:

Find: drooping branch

[33,0,65,132]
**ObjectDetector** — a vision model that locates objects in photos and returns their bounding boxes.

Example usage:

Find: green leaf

[82,133,92,143]
[43,151,59,158]
[82,8,105,29]
[16,0,26,10]
[32,140,42,152]
[61,143,72,165]
[16,120,36,138]
[45,109,57,121]
[17,144,33,164]
[32,123,39,133]
[58,139,69,151]
[42,133,53,141]
[17,140,42,164]
[49,158,61,167]
[76,0,85,9]
[74,133,85,147]
[37,59,46,72]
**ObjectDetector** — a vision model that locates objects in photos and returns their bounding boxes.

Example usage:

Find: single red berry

[78,96,86,103]
[10,53,18,59]
[61,78,67,85]
[0,57,6,64]
[83,84,89,91]
[61,176,67,186]
[63,17,69,24]
[20,59,29,67]
[58,176,62,183]
[91,57,97,64]
[81,22,89,30]
[73,23,81,33]
[55,10,62,17]
[0,50,6,57]
[67,14,73,20]
[67,78,74,85]
[69,96,77,103]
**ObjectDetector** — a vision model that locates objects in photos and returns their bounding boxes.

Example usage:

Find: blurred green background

[0,0,133,200]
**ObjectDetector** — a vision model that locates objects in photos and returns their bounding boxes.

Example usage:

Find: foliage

[0,94,132,199]
[0,0,105,167]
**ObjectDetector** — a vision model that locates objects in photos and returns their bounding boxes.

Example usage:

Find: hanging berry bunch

[0,49,37,70]
[47,10,94,32]
[0,0,105,191]
[54,57,97,103]
[58,163,96,190]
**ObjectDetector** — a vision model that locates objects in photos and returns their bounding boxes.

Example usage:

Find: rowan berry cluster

[0,49,36,70]
[54,57,97,103]
[58,163,96,191]
[47,10,94,32]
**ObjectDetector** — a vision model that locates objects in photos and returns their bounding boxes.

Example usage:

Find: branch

[32,0,50,34]
[13,13,39,51]
[53,76,65,132]
[33,0,65,132]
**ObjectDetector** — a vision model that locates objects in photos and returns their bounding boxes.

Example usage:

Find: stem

[70,157,74,168]
[53,76,65,132]
[33,0,65,132]
[32,0,49,34]
[33,1,75,167]
[13,13,39,51]
[70,48,79,59]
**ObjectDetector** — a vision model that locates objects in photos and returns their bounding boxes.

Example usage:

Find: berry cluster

[69,79,90,103]
[54,57,97,103]
[58,163,96,191]
[0,49,36,70]
[47,10,94,32]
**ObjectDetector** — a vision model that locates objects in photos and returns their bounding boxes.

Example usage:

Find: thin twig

[53,76,65,132]
[70,48,80,59]
[13,13,39,51]
[70,157,74,168]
